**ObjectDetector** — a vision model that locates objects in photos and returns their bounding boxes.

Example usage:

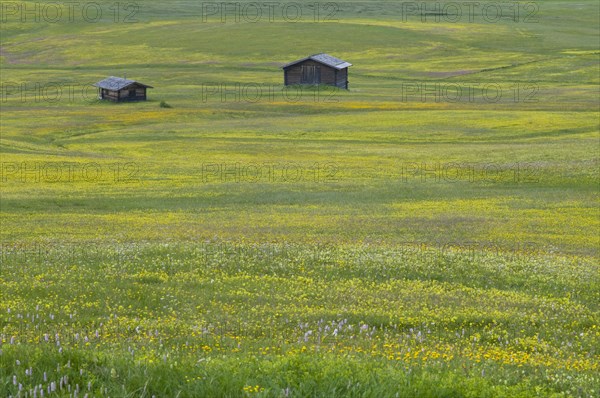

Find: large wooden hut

[93,76,153,102]
[282,53,352,89]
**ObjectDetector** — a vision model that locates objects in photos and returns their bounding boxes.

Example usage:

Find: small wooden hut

[282,53,352,89]
[93,76,153,102]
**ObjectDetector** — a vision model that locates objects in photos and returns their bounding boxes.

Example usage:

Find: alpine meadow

[0,1,599,397]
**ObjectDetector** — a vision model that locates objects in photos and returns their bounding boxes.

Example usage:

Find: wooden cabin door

[301,65,321,84]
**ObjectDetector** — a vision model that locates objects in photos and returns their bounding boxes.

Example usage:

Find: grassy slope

[1,1,599,396]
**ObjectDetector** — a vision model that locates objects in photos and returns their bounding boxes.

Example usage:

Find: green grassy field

[1,0,599,396]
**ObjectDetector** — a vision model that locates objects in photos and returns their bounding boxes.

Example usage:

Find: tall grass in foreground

[1,242,598,397]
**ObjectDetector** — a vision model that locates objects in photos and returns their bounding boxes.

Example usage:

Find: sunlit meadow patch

[1,0,598,396]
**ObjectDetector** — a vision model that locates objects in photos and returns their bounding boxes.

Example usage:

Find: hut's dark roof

[282,53,352,70]
[93,76,153,90]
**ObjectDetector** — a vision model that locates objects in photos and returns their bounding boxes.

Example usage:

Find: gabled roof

[282,53,352,70]
[93,76,153,90]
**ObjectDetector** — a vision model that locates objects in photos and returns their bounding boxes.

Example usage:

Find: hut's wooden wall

[284,60,348,89]
[101,84,147,102]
